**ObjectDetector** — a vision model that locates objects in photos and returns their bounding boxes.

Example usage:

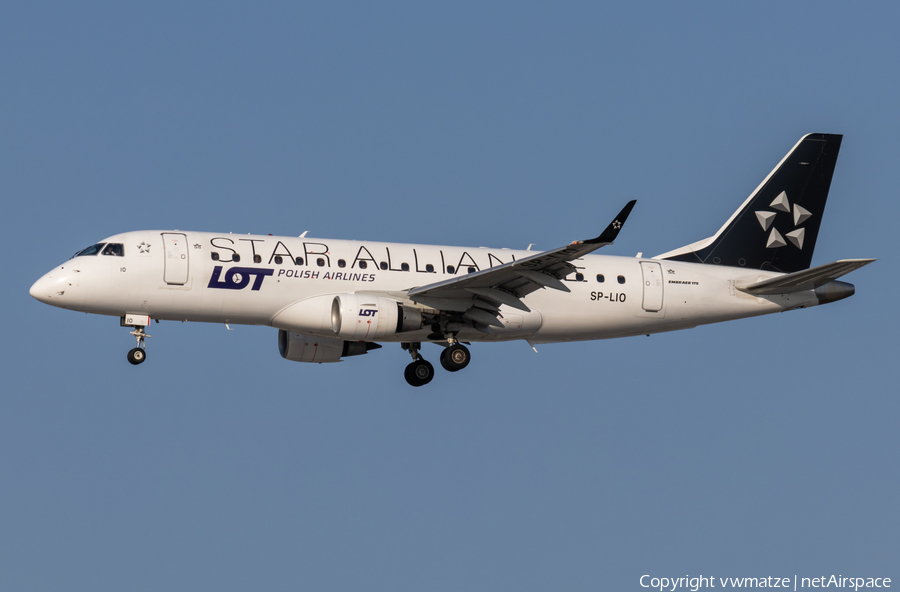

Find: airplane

[30,133,874,386]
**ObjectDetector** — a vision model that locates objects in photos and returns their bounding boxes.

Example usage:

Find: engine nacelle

[271,294,423,339]
[278,330,380,364]
[331,294,423,339]
[271,294,335,335]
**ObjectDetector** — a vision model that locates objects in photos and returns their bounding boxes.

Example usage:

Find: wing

[736,258,875,295]
[404,200,636,331]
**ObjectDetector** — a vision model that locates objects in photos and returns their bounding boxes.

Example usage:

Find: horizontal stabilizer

[737,259,875,295]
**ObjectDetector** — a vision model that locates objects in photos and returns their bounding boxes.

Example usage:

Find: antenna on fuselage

[299,231,309,238]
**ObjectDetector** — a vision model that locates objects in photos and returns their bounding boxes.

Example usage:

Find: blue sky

[2,2,897,590]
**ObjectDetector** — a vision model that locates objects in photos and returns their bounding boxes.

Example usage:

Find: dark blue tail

[659,134,842,273]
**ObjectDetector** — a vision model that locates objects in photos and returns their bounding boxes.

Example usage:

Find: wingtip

[586,199,637,245]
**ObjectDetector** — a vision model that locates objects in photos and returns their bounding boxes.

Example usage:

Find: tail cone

[815,280,855,304]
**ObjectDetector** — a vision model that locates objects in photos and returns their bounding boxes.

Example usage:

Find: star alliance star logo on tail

[755,191,811,250]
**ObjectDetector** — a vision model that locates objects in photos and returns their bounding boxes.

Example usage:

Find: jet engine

[278,330,381,364]
[331,294,423,339]
[271,294,424,339]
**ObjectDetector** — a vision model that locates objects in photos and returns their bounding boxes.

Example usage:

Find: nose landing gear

[127,325,150,365]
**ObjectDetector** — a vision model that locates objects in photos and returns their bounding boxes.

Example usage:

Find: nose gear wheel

[127,348,146,365]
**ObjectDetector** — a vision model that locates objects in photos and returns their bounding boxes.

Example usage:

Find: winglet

[583,200,637,245]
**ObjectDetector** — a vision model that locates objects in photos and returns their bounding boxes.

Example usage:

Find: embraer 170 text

[31,134,874,386]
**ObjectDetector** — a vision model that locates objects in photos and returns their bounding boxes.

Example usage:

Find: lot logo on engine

[208,266,274,290]
[359,309,377,317]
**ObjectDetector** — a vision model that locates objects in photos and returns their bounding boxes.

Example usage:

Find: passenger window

[233,254,241,262]
[358,261,368,269]
[447,265,456,274]
[425,264,435,273]
[338,259,346,268]
[575,273,584,282]
[211,252,220,261]
[379,262,388,270]
[401,263,410,271]
[467,267,476,274]
[253,254,262,263]
[317,258,325,267]
[73,243,105,257]
[295,257,304,265]
[596,274,605,283]
[617,275,626,284]
[274,256,283,264]
[101,243,124,256]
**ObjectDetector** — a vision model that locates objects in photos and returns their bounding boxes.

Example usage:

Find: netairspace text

[640,575,891,591]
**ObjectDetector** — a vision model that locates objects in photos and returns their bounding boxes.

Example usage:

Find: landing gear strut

[127,325,150,365]
[402,342,434,387]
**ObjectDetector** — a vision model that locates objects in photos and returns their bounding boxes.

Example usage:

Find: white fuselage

[30,230,817,344]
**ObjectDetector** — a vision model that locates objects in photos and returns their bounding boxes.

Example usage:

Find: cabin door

[640,261,664,312]
[162,233,189,285]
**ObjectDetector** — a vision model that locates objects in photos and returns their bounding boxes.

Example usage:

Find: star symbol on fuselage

[137,242,151,253]
[193,244,202,249]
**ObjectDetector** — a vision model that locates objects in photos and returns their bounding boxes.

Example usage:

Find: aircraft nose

[29,268,82,308]
[30,274,54,303]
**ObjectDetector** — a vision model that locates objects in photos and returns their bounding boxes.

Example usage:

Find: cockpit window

[73,243,105,258]
[102,243,124,257]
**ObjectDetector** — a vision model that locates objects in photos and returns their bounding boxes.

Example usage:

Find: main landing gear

[401,340,471,386]
[402,342,434,387]
[440,343,470,372]
[127,325,150,365]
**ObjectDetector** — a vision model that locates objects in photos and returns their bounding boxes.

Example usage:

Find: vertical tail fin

[658,133,843,273]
